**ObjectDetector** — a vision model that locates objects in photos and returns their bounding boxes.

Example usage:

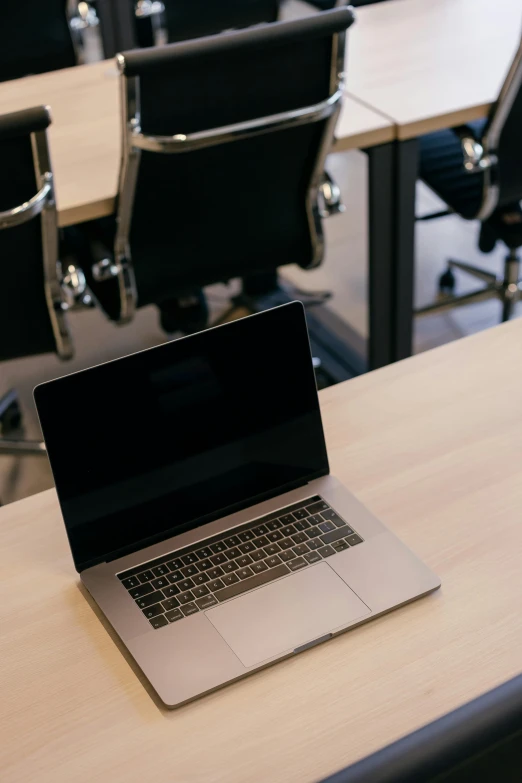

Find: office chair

[81,8,354,336]
[416,32,522,323]
[0,107,81,457]
[321,673,522,783]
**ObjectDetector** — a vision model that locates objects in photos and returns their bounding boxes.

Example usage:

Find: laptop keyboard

[117,495,364,630]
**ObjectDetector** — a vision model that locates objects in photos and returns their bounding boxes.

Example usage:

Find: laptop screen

[35,303,329,571]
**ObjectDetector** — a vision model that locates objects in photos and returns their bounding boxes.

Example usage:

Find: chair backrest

[479,29,522,219]
[320,673,522,783]
[87,8,353,323]
[0,1,77,82]
[0,107,72,362]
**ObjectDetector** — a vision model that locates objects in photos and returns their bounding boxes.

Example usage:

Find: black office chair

[321,673,522,783]
[0,107,79,457]
[417,33,522,323]
[82,9,354,335]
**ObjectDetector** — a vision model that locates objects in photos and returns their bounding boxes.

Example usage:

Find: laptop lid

[34,302,329,572]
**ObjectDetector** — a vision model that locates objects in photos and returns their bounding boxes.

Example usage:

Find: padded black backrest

[0,1,76,82]
[119,9,353,310]
[484,33,522,208]
[0,108,57,361]
[321,673,522,783]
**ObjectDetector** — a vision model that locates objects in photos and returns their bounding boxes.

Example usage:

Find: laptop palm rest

[206,563,370,668]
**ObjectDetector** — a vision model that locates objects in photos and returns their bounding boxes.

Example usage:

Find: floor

[1,146,516,506]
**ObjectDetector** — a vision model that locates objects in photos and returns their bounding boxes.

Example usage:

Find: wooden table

[0,59,393,228]
[344,0,522,367]
[2,319,522,782]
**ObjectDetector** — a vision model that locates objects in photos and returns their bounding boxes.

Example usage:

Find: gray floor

[0,149,517,506]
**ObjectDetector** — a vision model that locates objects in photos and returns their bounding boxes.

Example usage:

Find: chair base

[0,390,46,457]
[416,250,522,323]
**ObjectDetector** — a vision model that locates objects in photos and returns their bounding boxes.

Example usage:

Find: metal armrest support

[319,170,345,217]
[453,125,498,174]
[0,174,52,230]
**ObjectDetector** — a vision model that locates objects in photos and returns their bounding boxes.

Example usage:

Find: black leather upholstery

[321,673,522,783]
[0,1,76,82]
[0,108,57,361]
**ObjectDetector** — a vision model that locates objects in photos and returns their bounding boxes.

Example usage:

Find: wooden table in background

[2,319,522,782]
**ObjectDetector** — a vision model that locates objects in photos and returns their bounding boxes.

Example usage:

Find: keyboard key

[225,547,241,560]
[167,570,184,584]
[215,564,290,602]
[320,510,346,527]
[165,608,184,623]
[151,565,169,578]
[239,542,255,554]
[279,538,294,550]
[211,553,227,565]
[195,547,213,560]
[237,555,253,568]
[317,545,336,558]
[267,530,283,542]
[264,544,281,556]
[293,519,310,531]
[161,597,180,611]
[333,540,350,552]
[308,514,323,526]
[208,579,225,592]
[143,603,163,619]
[222,573,240,586]
[122,576,140,589]
[346,534,363,546]
[179,578,195,592]
[279,550,296,562]
[193,572,210,585]
[163,585,180,597]
[266,555,282,568]
[150,615,168,629]
[280,514,295,526]
[250,549,266,562]
[129,583,153,599]
[305,551,322,564]
[181,565,198,578]
[292,532,308,544]
[305,527,321,539]
[319,521,335,534]
[138,570,154,583]
[197,559,213,571]
[224,536,241,548]
[222,560,239,573]
[321,528,351,546]
[307,538,323,550]
[253,536,269,549]
[210,542,226,554]
[237,567,254,580]
[292,508,310,520]
[207,566,224,579]
[281,526,295,537]
[288,557,307,572]
[293,544,309,556]
[136,591,164,609]
[307,500,329,514]
[178,591,194,604]
[196,595,218,610]
[252,561,268,574]
[151,577,168,591]
[166,558,184,571]
[192,585,210,598]
[181,552,198,566]
[266,519,282,531]
[181,602,199,616]
[252,524,268,536]
[238,530,255,542]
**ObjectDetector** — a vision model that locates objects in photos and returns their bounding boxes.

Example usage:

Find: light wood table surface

[0,59,393,227]
[2,320,522,782]
[346,0,522,139]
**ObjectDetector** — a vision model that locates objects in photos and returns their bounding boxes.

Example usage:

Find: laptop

[34,302,440,707]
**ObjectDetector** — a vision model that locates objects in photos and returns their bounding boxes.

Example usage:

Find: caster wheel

[0,400,22,434]
[438,268,456,295]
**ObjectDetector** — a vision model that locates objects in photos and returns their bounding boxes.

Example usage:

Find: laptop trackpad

[206,563,370,668]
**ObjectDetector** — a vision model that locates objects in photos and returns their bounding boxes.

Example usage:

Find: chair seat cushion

[419,120,486,220]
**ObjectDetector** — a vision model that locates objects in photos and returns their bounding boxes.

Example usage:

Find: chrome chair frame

[67,0,104,64]
[135,1,168,47]
[417,32,522,322]
[102,26,347,324]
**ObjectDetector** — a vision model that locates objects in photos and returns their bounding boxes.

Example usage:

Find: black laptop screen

[34,303,329,571]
